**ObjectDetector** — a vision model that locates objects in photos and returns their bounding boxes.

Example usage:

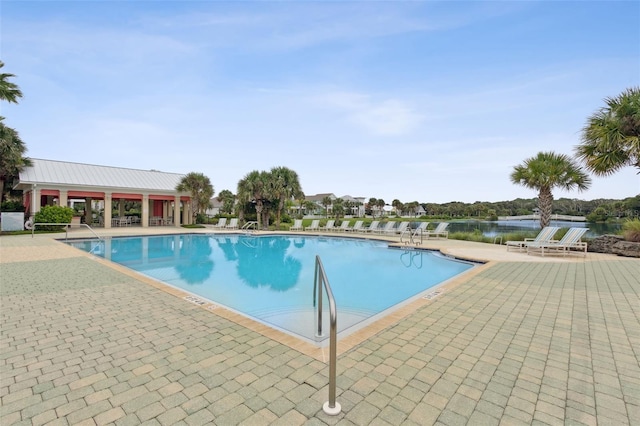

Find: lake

[435,220,620,238]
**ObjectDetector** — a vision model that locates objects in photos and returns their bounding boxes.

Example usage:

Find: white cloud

[314,92,423,136]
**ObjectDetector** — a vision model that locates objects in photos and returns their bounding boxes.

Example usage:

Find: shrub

[33,205,74,231]
[622,219,640,242]
[0,200,25,212]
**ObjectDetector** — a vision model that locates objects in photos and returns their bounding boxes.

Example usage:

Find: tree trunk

[256,201,263,230]
[538,188,553,228]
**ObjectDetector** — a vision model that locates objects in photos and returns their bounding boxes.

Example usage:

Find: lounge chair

[362,220,380,233]
[305,219,320,231]
[319,219,336,232]
[290,219,304,231]
[213,218,227,229]
[393,222,409,234]
[375,222,395,234]
[424,222,449,239]
[526,227,589,257]
[346,220,364,232]
[336,220,352,232]
[225,218,239,229]
[505,226,559,252]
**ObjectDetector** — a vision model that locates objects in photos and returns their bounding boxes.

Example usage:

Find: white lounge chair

[375,222,395,234]
[305,219,320,231]
[318,219,336,232]
[290,219,304,231]
[362,220,380,233]
[336,220,352,232]
[393,222,409,234]
[213,218,227,229]
[506,226,559,252]
[225,218,239,229]
[346,220,364,232]
[425,222,449,239]
[526,227,588,257]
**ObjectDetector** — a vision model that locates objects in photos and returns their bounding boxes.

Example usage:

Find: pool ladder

[312,255,341,415]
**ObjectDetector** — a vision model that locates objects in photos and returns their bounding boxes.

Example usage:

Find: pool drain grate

[183,295,218,310]
[423,290,442,300]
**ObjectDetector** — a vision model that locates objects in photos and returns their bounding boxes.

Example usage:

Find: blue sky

[2,1,639,204]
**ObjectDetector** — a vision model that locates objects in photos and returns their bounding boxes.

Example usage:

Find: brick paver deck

[1,230,638,425]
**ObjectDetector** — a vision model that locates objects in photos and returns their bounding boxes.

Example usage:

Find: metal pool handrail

[313,255,341,415]
[30,221,103,241]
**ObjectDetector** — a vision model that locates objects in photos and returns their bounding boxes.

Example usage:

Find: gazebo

[14,158,193,228]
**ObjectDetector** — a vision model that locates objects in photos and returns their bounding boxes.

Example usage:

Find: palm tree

[0,122,31,204]
[270,166,303,227]
[376,198,386,217]
[216,189,236,215]
[322,196,332,217]
[392,199,404,216]
[175,172,214,223]
[575,87,640,176]
[511,151,591,228]
[0,61,28,204]
[0,61,23,105]
[237,170,270,229]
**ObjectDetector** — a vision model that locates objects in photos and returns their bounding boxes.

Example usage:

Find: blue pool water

[68,234,475,344]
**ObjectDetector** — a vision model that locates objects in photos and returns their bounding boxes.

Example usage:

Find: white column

[142,195,149,227]
[104,193,112,228]
[174,197,181,226]
[59,190,68,208]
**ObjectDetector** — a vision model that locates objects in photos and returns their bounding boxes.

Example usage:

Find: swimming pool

[68,234,476,344]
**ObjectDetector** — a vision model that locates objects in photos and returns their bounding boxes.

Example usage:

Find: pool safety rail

[400,225,424,245]
[29,220,103,241]
[313,255,341,415]
[241,221,258,232]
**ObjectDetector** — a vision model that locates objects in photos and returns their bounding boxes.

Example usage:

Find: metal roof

[16,159,186,192]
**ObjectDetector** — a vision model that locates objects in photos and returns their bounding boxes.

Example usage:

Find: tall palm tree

[322,196,332,218]
[376,198,386,217]
[270,166,303,227]
[0,61,23,105]
[237,170,270,229]
[0,122,31,204]
[0,61,28,204]
[175,172,214,223]
[511,151,591,228]
[575,87,640,176]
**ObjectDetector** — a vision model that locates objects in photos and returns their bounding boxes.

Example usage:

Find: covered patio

[14,158,194,228]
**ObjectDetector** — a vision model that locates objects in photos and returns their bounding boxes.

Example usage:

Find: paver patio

[1,229,638,425]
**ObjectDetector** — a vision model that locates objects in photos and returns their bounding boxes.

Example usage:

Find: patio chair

[336,220,352,232]
[305,219,320,231]
[345,220,364,232]
[362,220,380,233]
[319,219,336,232]
[505,226,559,252]
[290,219,304,231]
[374,222,395,234]
[424,222,449,239]
[393,222,409,234]
[225,218,239,229]
[214,218,227,229]
[526,227,589,257]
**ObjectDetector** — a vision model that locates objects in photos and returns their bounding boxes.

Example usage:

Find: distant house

[14,158,193,228]
[205,197,224,217]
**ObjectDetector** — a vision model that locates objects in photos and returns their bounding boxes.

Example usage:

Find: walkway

[1,228,638,425]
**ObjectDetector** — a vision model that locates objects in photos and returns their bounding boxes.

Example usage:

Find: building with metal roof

[14,159,193,228]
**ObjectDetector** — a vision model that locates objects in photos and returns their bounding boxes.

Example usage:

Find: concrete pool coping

[1,226,638,425]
